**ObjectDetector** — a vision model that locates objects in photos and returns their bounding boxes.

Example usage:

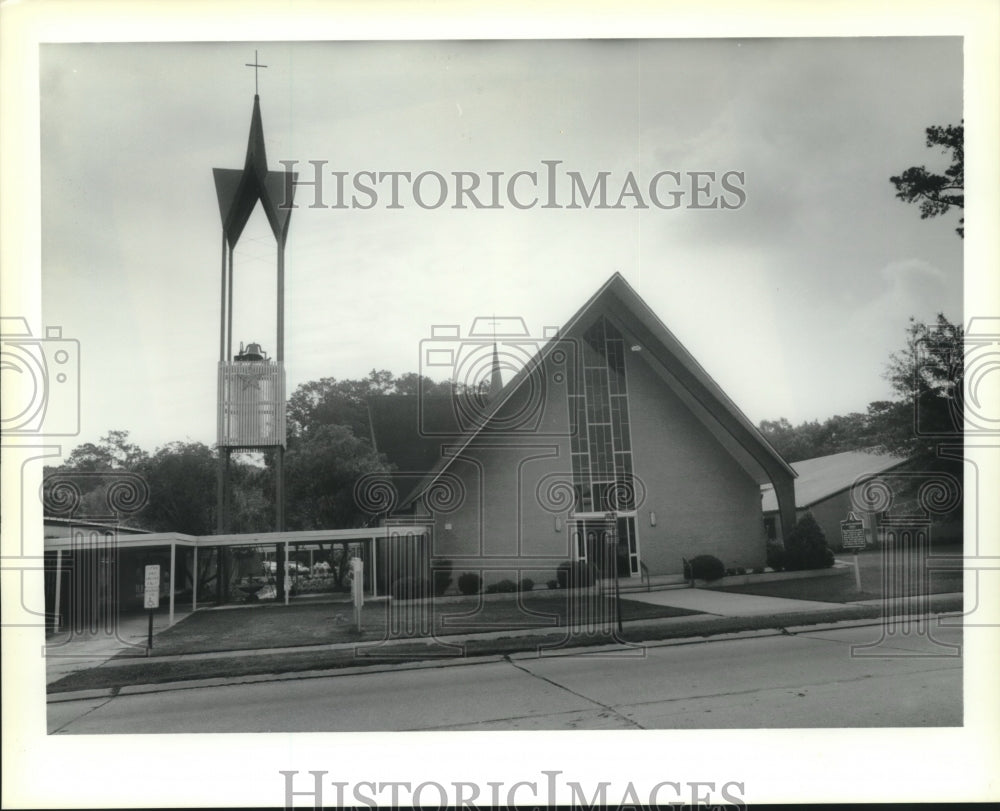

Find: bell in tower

[220,340,282,447]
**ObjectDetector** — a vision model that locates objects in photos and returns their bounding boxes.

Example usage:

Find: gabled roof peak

[396,272,796,510]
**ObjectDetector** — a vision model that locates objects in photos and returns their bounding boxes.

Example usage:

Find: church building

[368,273,798,587]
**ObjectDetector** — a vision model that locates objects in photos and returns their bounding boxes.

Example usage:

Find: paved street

[48,620,962,733]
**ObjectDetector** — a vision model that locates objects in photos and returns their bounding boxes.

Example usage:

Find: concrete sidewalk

[45,610,190,684]
[624,589,847,616]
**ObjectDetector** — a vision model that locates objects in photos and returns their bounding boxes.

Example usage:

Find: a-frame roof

[398,272,795,510]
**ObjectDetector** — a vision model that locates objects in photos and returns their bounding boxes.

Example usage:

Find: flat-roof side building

[761,449,914,550]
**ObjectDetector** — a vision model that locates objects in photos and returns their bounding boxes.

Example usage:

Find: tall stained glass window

[568,317,638,574]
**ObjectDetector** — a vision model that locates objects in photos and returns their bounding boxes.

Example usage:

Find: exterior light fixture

[649,511,656,526]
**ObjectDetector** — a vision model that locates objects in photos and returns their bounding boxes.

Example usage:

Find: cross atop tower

[245,49,268,95]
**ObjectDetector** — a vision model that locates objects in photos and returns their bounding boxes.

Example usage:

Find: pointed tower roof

[488,342,504,398]
[213,93,297,249]
[243,94,269,180]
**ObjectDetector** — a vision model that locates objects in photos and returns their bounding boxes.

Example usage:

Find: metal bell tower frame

[212,58,297,598]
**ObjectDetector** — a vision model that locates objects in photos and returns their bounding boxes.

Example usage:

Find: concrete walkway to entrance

[623,588,846,616]
[45,610,191,684]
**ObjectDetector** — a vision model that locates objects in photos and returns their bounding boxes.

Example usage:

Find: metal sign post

[840,511,865,591]
[143,564,161,653]
[351,557,364,632]
[605,513,623,634]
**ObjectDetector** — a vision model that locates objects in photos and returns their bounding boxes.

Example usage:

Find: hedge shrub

[766,541,787,571]
[519,577,534,592]
[688,554,725,581]
[457,571,481,595]
[432,559,453,597]
[485,578,518,594]
[556,560,597,589]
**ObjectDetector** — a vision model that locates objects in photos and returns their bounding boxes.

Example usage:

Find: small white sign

[144,564,160,609]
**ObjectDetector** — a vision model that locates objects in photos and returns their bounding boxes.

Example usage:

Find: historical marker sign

[840,512,866,550]
[143,564,161,609]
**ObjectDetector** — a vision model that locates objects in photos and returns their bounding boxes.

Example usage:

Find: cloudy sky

[40,38,963,453]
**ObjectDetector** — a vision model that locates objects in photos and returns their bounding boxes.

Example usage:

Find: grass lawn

[138,591,699,657]
[709,546,963,603]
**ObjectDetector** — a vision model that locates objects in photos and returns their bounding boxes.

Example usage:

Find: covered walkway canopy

[44,525,430,629]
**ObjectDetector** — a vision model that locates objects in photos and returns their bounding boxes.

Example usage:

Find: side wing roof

[761,449,909,512]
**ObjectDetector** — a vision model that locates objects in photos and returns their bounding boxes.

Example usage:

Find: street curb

[47,687,117,703]
[46,600,963,703]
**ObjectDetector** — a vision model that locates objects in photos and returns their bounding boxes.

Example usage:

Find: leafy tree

[890,122,964,237]
[226,457,273,533]
[284,423,389,531]
[758,413,876,463]
[47,431,273,534]
[874,313,964,458]
[760,315,964,532]
[759,313,965,468]
[62,429,149,471]
[140,441,218,534]
[759,315,963,463]
[286,369,456,442]
[44,430,150,521]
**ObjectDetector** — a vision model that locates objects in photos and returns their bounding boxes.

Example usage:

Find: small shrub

[724,568,737,577]
[390,576,429,601]
[547,579,559,590]
[682,557,692,581]
[766,541,786,572]
[752,566,765,575]
[556,560,597,589]
[736,567,747,576]
[689,554,725,581]
[457,572,481,595]
[783,513,832,571]
[824,547,835,568]
[519,577,534,592]
[484,579,517,595]
[432,559,453,596]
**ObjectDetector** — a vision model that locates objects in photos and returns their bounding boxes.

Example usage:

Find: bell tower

[212,54,297,579]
